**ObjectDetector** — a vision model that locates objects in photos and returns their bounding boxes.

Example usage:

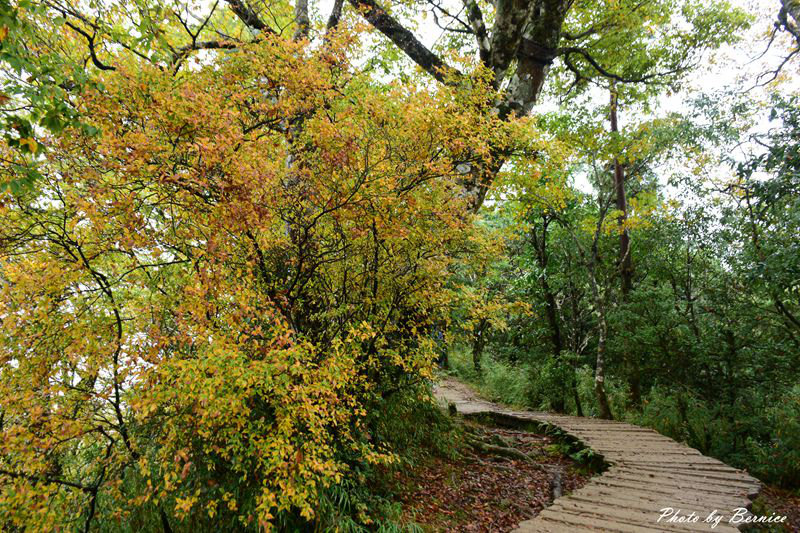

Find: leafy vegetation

[448,92,800,490]
[0,0,797,530]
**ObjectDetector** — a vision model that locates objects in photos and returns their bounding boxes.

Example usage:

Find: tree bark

[588,256,613,420]
[609,87,640,407]
[586,206,614,420]
[472,318,488,374]
[780,0,800,44]
[347,0,461,84]
[530,220,571,413]
[609,88,633,297]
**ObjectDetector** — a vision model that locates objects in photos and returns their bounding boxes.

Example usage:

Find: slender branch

[754,46,800,87]
[426,0,472,33]
[45,1,158,65]
[63,21,115,71]
[558,46,682,83]
[0,468,95,493]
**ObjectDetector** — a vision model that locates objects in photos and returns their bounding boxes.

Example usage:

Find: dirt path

[435,378,762,532]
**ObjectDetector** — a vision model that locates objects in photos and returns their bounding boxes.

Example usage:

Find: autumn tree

[0,19,524,529]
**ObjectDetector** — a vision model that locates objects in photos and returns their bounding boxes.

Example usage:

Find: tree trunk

[609,87,640,407]
[472,319,488,374]
[573,378,584,417]
[531,222,568,412]
[609,88,634,297]
[531,222,564,355]
[593,301,613,420]
[587,231,613,420]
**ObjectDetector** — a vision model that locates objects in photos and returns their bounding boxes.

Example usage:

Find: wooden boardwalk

[435,379,762,532]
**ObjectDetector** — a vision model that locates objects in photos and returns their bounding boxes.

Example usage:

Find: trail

[435,378,762,532]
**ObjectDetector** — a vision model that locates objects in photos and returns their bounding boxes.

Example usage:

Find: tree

[0,28,519,529]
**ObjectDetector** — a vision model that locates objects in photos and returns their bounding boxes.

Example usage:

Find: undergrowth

[313,381,463,532]
[446,345,800,489]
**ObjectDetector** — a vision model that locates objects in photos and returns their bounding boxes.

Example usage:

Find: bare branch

[225,0,274,33]
[754,46,800,87]
[63,20,115,71]
[349,0,462,83]
[425,0,472,34]
[326,0,345,32]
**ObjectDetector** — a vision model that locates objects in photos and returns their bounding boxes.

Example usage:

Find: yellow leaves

[0,26,8,42]
[0,24,515,532]
[206,499,218,519]
[222,491,238,512]
[174,492,200,517]
[17,137,37,153]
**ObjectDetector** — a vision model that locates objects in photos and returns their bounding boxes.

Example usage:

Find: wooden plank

[633,464,757,482]
[622,461,757,476]
[436,381,762,533]
[573,483,748,511]
[534,508,674,533]
[565,490,751,521]
[576,476,748,507]
[611,466,760,491]
[550,498,732,532]
[606,468,758,493]
[515,519,599,532]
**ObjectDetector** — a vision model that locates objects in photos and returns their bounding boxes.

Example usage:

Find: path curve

[435,378,761,532]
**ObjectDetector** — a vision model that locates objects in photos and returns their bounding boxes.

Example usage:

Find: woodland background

[0,0,798,530]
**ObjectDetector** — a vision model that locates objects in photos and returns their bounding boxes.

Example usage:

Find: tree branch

[462,0,490,67]
[225,0,273,33]
[63,20,115,71]
[487,0,528,80]
[0,468,96,493]
[558,46,681,83]
[326,0,345,32]
[171,40,240,69]
[349,0,462,84]
[779,0,800,44]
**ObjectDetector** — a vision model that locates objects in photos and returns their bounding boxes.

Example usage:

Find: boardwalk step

[433,380,761,533]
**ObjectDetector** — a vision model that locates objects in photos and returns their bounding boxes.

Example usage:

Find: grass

[446,344,531,408]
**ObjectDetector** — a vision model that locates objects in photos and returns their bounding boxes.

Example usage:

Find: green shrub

[447,345,530,407]
[745,386,800,488]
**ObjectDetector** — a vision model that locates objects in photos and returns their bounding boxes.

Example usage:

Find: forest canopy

[0,0,798,530]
